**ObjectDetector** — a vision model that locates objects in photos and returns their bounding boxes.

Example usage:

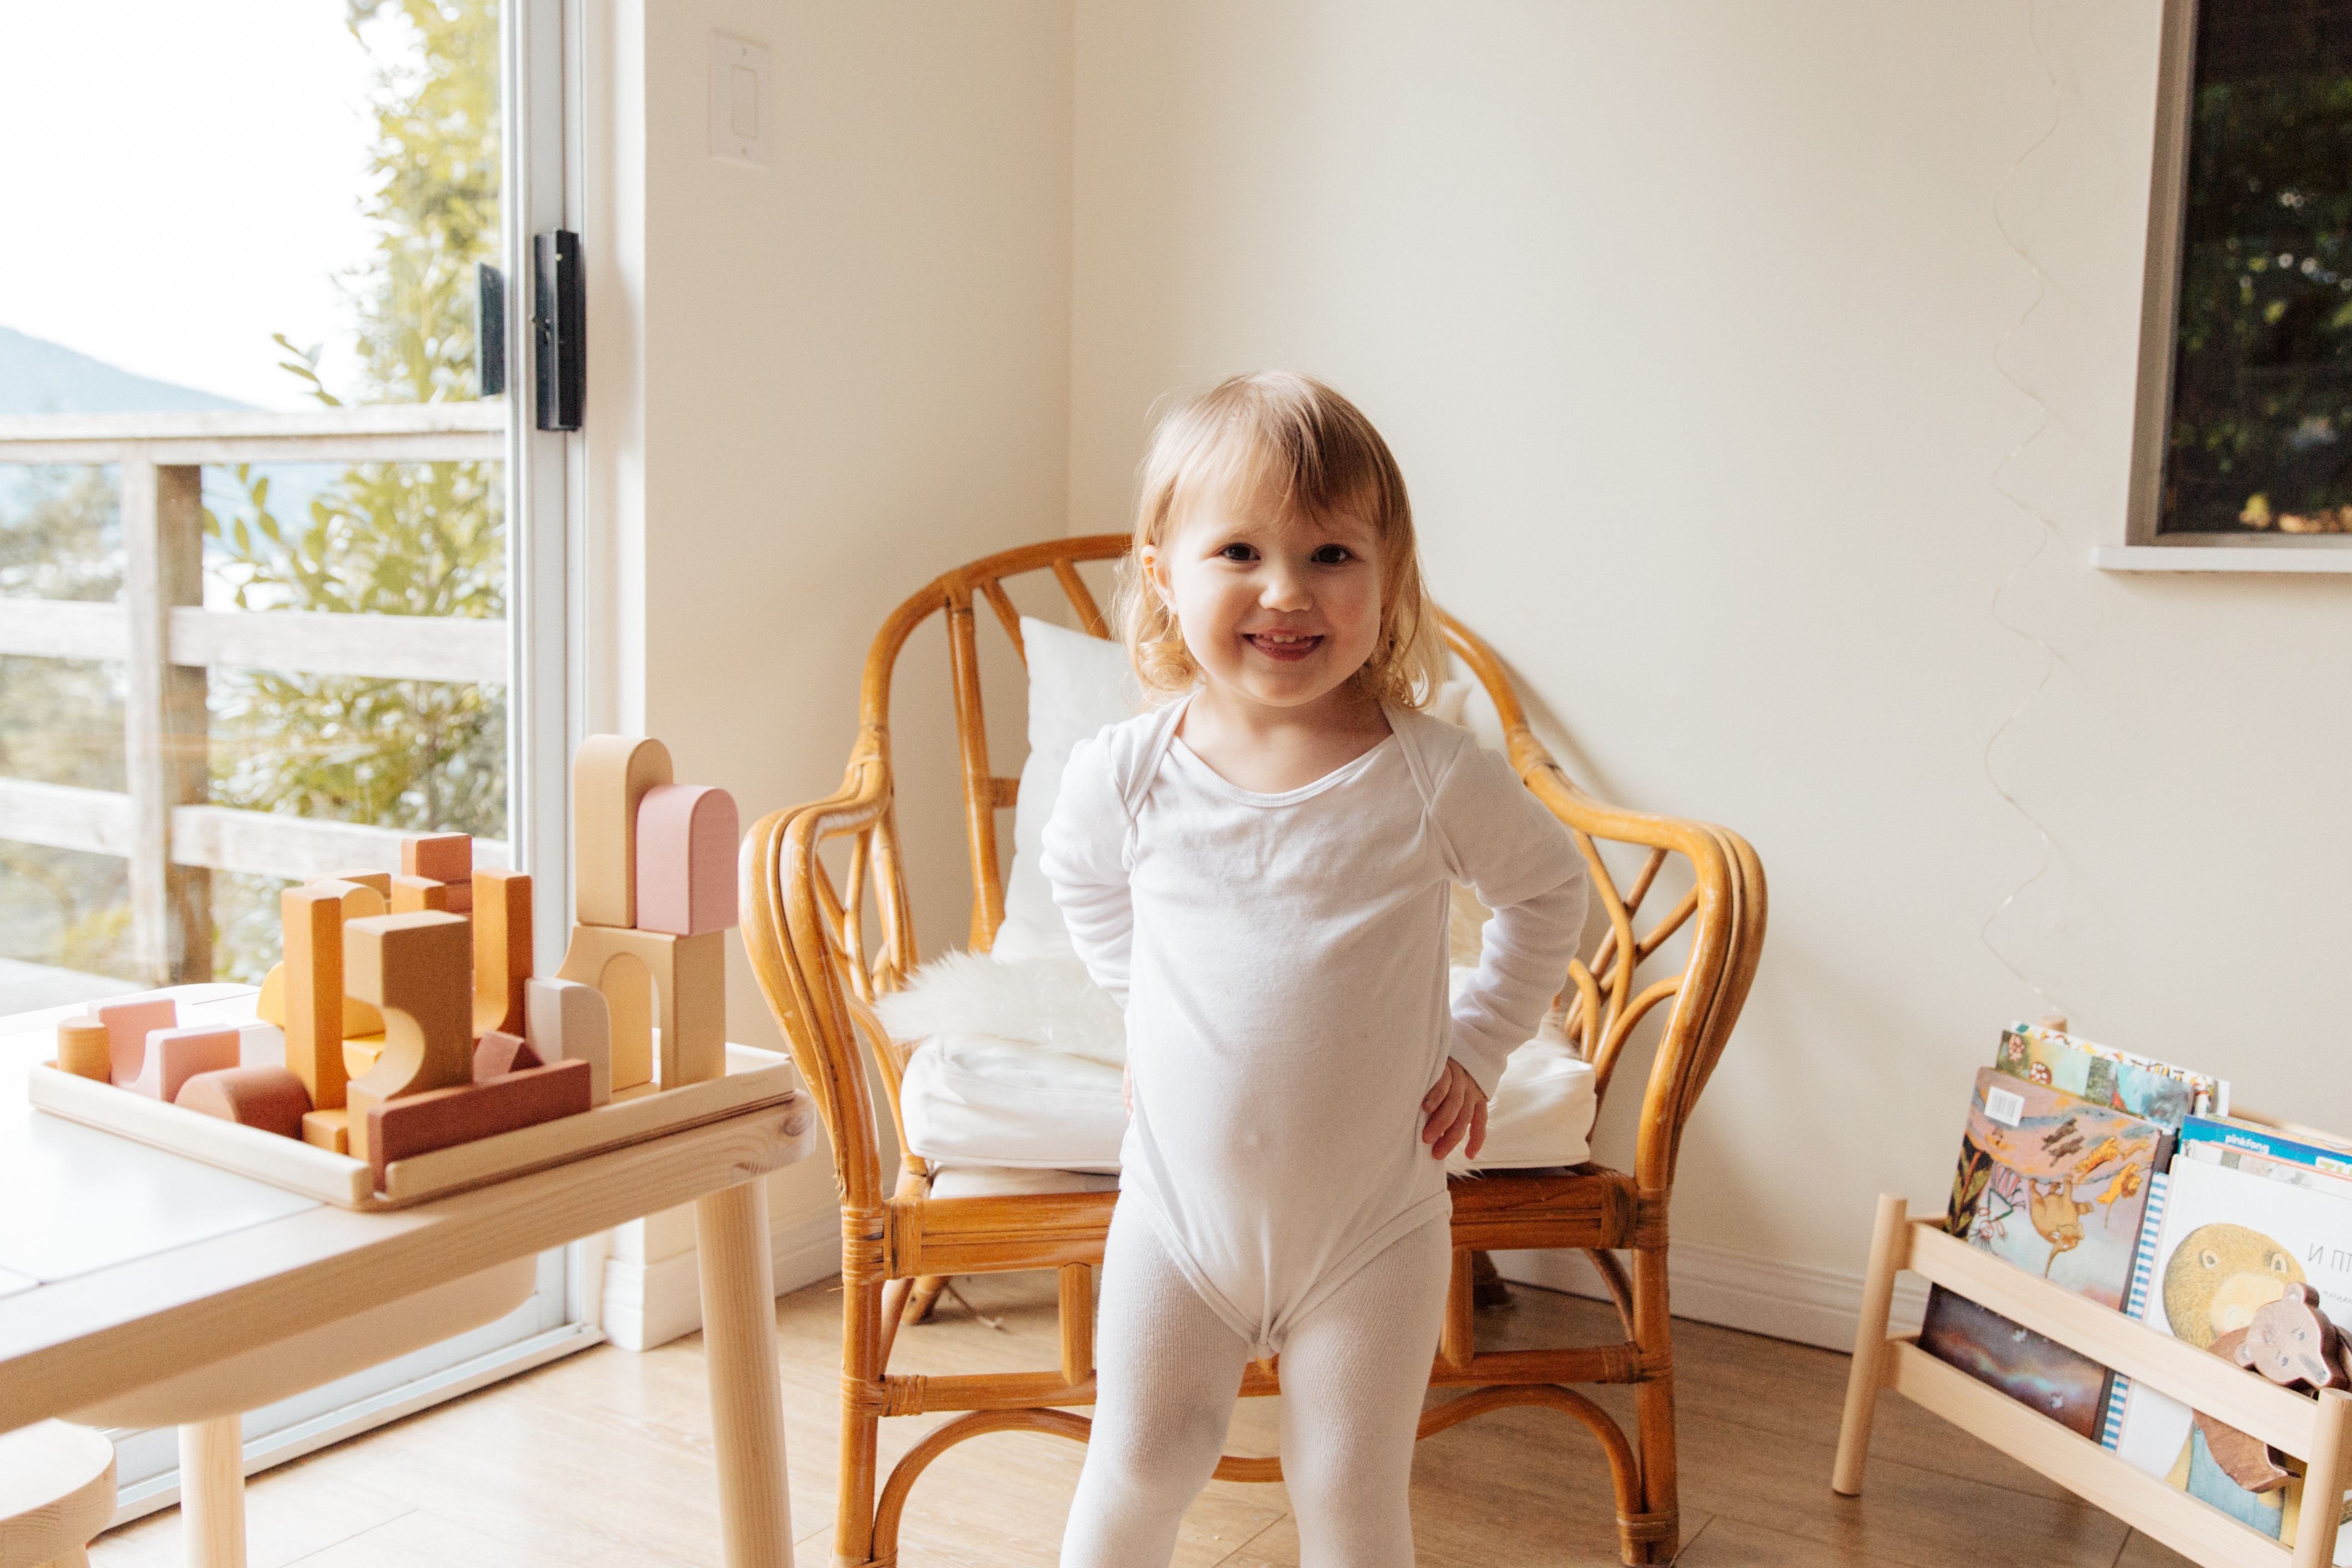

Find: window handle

[533,231,584,431]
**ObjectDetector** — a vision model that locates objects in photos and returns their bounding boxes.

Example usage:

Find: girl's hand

[1421,1059,1487,1162]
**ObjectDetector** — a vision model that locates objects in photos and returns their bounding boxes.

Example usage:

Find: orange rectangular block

[634,783,739,936]
[345,910,473,1165]
[391,874,451,914]
[472,867,533,1037]
[281,884,350,1111]
[301,1108,350,1153]
[362,1058,592,1189]
[574,735,673,929]
[402,833,472,884]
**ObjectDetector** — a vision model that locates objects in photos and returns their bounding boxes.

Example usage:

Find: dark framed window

[2128,0,2352,546]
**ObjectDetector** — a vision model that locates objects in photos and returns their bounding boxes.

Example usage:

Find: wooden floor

[90,1270,2200,1567]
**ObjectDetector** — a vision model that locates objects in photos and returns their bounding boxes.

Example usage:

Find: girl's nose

[1258,565,1311,612]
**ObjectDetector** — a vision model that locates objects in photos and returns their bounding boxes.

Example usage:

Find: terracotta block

[363,1058,593,1188]
[344,910,474,1165]
[177,1065,312,1139]
[443,880,473,915]
[555,923,725,1090]
[96,995,178,1087]
[301,1108,350,1153]
[574,735,673,929]
[472,867,533,1037]
[54,1018,109,1081]
[472,1030,543,1082]
[125,1025,241,1102]
[316,869,393,898]
[402,833,472,885]
[391,874,451,914]
[635,784,739,936]
[281,884,350,1111]
[525,977,612,1106]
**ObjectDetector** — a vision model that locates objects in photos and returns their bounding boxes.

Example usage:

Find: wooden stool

[0,1421,116,1568]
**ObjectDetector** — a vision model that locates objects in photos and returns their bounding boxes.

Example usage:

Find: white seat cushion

[900,996,1594,1178]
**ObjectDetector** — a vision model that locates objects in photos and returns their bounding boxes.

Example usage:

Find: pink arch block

[126,1024,242,1102]
[95,995,179,1087]
[635,784,739,936]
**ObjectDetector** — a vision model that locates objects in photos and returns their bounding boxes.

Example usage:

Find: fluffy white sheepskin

[873,950,1128,1067]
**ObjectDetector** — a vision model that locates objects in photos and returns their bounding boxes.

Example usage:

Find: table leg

[697,1177,793,1568]
[178,1416,246,1568]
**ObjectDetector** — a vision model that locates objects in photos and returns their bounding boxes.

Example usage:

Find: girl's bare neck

[1178,683,1392,795]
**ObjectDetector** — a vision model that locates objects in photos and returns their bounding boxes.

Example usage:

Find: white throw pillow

[992,616,1142,964]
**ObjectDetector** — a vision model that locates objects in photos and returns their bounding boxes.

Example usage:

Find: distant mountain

[0,326,249,415]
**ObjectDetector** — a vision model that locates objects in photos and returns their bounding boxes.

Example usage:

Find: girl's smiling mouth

[1245,631,1323,662]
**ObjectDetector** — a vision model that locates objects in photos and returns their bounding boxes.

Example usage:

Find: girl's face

[1144,495,1386,721]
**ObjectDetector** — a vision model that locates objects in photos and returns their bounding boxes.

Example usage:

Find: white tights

[1060,1202,1451,1568]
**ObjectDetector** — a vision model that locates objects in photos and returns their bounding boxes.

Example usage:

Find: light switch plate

[710,35,771,168]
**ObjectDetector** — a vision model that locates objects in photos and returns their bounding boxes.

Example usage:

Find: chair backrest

[740,535,1765,1215]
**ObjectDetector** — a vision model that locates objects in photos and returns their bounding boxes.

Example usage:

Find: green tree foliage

[2165,13,2352,534]
[202,0,506,979]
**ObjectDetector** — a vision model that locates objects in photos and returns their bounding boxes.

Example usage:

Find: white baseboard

[602,1208,841,1352]
[1491,1240,1927,1353]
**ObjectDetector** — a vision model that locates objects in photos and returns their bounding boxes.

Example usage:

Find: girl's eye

[1218,543,1258,563]
[1311,544,1353,565]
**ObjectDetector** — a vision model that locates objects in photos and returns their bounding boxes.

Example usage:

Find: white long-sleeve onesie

[1042,696,1587,1357]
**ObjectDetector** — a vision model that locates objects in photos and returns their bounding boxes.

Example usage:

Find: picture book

[2112,1157,2352,1561]
[1920,1070,2170,1438]
[2179,1115,2352,1182]
[1947,1068,2168,1306]
[1996,1022,2226,1128]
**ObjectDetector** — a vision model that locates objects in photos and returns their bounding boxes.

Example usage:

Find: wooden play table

[0,987,818,1568]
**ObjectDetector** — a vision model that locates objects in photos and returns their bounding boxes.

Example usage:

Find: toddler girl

[1044,372,1587,1568]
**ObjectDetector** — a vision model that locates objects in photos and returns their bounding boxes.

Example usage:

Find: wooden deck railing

[0,405,511,984]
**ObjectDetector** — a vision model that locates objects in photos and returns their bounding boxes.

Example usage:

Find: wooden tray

[29,1044,803,1210]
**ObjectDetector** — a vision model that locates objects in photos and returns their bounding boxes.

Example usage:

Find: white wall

[581,0,1073,1311]
[1067,0,2352,1330]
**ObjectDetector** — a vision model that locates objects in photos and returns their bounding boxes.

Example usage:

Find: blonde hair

[1114,371,1446,709]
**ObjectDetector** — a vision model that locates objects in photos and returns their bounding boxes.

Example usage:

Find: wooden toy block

[125,1024,242,1102]
[256,964,285,1025]
[301,1108,350,1153]
[575,735,673,929]
[635,783,740,936]
[56,1018,111,1081]
[96,995,178,1087]
[343,1035,385,1079]
[556,924,725,1089]
[177,1065,312,1139]
[526,977,613,1107]
[362,1058,592,1189]
[391,874,452,914]
[344,911,474,1164]
[311,878,390,1037]
[472,867,533,1038]
[281,883,350,1111]
[403,832,472,885]
[472,1030,543,1082]
[398,834,473,911]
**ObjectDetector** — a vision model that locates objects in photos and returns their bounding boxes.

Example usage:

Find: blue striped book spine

[2099,1168,2170,1450]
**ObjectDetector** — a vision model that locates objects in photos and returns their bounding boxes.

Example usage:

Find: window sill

[2091,545,2352,575]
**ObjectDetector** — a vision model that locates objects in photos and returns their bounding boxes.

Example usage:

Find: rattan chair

[739,534,1766,1567]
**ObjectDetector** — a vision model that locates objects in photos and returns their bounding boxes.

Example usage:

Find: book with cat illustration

[1918,1067,2172,1438]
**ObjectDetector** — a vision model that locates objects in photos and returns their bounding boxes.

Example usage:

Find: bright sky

[0,3,409,409]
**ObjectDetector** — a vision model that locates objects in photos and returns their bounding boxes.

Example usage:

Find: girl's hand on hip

[1421,1058,1487,1161]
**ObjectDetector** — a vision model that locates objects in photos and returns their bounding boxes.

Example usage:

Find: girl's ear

[1139,543,1172,604]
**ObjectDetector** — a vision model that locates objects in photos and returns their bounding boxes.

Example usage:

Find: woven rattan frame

[739,534,1767,1567]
